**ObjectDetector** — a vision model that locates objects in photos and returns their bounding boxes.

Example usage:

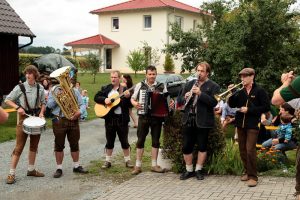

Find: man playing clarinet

[177,62,219,181]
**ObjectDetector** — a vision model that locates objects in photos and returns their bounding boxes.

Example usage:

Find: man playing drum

[5,65,46,184]
[131,65,174,175]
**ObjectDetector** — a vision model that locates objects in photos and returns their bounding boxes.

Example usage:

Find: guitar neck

[114,86,135,100]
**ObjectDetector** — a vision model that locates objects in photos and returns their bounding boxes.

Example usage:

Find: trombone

[214,82,244,102]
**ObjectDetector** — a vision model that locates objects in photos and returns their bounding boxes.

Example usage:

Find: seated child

[262,113,297,151]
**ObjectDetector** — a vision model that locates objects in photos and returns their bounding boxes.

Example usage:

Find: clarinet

[182,75,200,110]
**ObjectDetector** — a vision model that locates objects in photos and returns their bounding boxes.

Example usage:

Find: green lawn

[0,73,146,143]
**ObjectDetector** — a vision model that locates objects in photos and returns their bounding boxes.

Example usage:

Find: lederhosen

[136,81,166,149]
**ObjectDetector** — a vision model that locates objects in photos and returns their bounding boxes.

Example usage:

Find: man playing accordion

[131,65,174,175]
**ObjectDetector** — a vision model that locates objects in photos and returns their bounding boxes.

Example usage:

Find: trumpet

[214,82,244,102]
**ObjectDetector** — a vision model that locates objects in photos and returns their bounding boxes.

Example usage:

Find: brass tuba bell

[50,66,79,120]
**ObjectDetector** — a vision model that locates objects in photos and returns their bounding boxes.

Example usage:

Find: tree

[165,23,206,73]
[85,52,102,84]
[163,53,175,72]
[127,49,147,76]
[141,41,161,67]
[203,0,300,94]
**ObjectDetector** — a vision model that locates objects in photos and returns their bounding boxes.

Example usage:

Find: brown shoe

[240,174,248,181]
[131,166,142,175]
[27,169,45,177]
[101,161,112,169]
[6,174,15,184]
[151,165,165,173]
[247,179,257,187]
[125,160,134,168]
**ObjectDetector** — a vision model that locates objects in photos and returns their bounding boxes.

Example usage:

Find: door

[105,49,112,69]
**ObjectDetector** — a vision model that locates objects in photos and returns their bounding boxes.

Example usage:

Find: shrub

[257,147,288,172]
[206,139,243,175]
[163,53,175,72]
[162,111,226,173]
[19,53,41,73]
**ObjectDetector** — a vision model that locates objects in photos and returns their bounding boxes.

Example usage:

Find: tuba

[50,66,79,120]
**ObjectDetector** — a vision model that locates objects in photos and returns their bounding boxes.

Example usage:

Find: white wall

[96,8,209,73]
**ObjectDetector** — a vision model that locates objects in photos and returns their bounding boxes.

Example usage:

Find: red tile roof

[90,0,210,15]
[65,34,119,46]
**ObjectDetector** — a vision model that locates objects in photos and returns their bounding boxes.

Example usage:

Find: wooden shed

[0,0,35,95]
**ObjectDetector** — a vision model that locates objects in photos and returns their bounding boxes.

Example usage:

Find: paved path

[0,118,297,200]
[98,172,296,200]
[0,118,137,200]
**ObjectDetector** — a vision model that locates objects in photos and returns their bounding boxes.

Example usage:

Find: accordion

[137,89,169,117]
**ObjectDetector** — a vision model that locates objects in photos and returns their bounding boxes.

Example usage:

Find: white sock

[135,160,142,167]
[186,164,193,172]
[9,169,16,175]
[124,156,131,162]
[57,164,63,170]
[151,160,157,167]
[195,164,203,171]
[106,155,112,162]
[28,165,35,171]
[73,162,80,168]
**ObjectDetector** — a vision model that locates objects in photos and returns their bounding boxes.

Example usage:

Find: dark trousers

[105,116,130,149]
[136,116,163,148]
[182,125,210,154]
[52,118,80,152]
[237,127,259,181]
[296,147,300,194]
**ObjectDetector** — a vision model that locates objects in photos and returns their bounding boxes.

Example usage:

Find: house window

[144,15,152,29]
[175,16,183,29]
[193,19,197,30]
[112,17,119,31]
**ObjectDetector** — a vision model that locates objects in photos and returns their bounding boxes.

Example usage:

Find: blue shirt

[276,123,293,141]
[221,103,239,121]
[47,87,85,117]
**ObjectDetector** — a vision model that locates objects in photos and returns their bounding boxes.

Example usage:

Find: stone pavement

[98,172,296,200]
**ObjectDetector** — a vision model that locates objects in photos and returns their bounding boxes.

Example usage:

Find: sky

[7,0,208,50]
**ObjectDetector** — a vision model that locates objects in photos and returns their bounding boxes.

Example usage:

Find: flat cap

[239,68,255,76]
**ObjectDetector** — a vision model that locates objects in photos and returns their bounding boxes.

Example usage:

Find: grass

[0,73,145,143]
[87,136,153,182]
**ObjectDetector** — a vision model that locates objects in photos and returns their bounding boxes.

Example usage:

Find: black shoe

[73,166,88,174]
[101,161,112,169]
[53,169,63,178]
[195,170,204,180]
[180,171,195,180]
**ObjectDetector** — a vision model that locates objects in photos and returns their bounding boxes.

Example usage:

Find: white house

[65,0,212,73]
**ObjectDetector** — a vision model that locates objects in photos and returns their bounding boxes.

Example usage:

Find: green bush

[19,53,41,73]
[206,140,243,175]
[257,147,288,172]
[163,53,175,72]
[162,111,226,173]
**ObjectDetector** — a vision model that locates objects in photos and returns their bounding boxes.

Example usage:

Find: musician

[177,62,219,180]
[131,65,174,175]
[228,68,270,187]
[0,107,9,124]
[4,65,46,184]
[94,70,134,169]
[271,71,300,199]
[47,79,88,178]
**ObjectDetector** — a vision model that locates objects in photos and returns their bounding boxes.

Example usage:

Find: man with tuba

[177,62,219,181]
[228,68,269,187]
[47,67,88,178]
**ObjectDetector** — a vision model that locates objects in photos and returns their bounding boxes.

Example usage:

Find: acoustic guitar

[94,86,135,118]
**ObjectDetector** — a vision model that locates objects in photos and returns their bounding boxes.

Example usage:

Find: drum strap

[19,83,40,114]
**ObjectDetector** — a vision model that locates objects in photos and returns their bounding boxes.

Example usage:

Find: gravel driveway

[0,118,138,200]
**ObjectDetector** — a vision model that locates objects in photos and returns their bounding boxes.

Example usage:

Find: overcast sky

[7,0,300,49]
[7,0,209,49]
